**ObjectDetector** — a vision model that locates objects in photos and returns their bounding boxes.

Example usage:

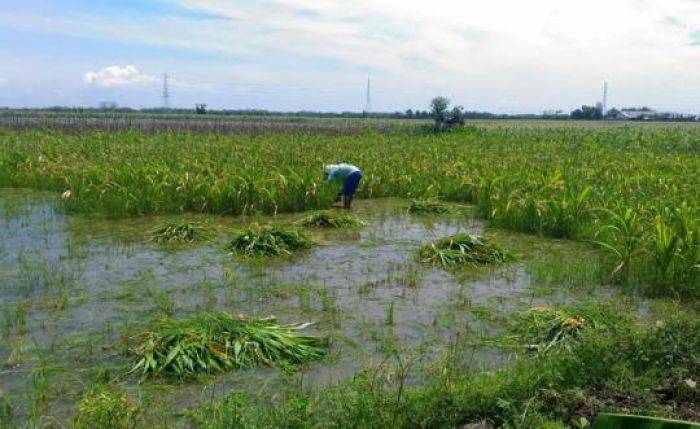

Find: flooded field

[0,187,665,426]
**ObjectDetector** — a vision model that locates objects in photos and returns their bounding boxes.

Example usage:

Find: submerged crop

[148,219,212,244]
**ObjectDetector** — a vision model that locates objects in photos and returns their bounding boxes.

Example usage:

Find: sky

[0,0,699,113]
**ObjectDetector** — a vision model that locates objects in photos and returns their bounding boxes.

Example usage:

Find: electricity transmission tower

[364,76,371,114]
[162,73,170,109]
[602,81,608,115]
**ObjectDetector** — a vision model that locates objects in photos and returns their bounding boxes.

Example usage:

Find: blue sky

[1,0,699,113]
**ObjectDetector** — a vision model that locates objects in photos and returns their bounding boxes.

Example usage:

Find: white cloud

[83,65,155,87]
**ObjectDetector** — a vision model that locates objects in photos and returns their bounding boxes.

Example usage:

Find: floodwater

[0,188,619,423]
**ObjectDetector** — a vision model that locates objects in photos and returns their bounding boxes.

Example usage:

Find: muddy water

[0,189,612,421]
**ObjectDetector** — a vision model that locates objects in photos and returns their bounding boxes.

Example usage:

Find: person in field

[324,163,363,209]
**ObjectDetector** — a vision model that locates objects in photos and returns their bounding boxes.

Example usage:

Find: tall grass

[0,126,697,294]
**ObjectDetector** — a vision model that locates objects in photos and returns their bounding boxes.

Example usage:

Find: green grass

[148,219,212,244]
[295,210,364,228]
[226,224,313,256]
[129,312,325,379]
[419,233,512,268]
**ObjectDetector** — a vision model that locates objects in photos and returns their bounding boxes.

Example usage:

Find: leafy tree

[430,97,466,131]
[446,106,465,126]
[570,105,602,120]
[605,107,621,119]
[430,97,450,124]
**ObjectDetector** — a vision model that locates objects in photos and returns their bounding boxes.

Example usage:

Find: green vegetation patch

[504,305,621,352]
[226,224,313,257]
[75,385,139,429]
[295,210,365,228]
[129,312,325,379]
[191,313,700,428]
[1,126,697,294]
[407,199,452,215]
[419,233,512,268]
[148,219,212,244]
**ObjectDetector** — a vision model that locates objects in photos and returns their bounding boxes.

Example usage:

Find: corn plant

[590,207,647,284]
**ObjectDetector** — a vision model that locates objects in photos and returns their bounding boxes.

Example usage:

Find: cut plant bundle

[129,312,326,379]
[226,224,313,256]
[407,199,451,215]
[148,220,212,244]
[295,210,364,228]
[508,306,616,352]
[419,233,511,268]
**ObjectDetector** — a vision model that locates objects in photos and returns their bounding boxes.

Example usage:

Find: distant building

[615,108,657,120]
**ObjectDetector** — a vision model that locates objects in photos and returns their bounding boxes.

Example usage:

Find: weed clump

[148,220,212,244]
[75,385,139,429]
[419,233,511,268]
[227,224,312,256]
[129,312,325,379]
[407,199,451,215]
[295,210,364,228]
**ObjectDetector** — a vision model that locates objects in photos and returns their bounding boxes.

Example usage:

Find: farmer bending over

[324,163,363,209]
